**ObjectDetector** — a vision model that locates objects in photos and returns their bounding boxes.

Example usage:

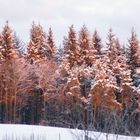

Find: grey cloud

[0,0,140,45]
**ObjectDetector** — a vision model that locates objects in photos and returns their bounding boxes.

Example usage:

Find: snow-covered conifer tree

[92,30,102,55]
[46,27,56,59]
[1,22,17,61]
[79,25,96,66]
[27,23,48,63]
[63,25,81,67]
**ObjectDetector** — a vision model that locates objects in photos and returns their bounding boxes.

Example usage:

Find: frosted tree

[89,53,122,132]
[79,25,92,50]
[115,38,122,56]
[0,22,17,123]
[60,25,97,126]
[46,27,56,59]
[63,25,81,67]
[106,31,135,109]
[0,22,26,123]
[58,25,96,126]
[13,32,25,57]
[0,33,3,62]
[0,22,17,61]
[107,36,139,133]
[113,44,134,105]
[92,30,102,55]
[79,25,96,66]
[90,35,134,129]
[128,30,140,88]
[128,30,140,69]
[27,23,48,64]
[106,28,118,64]
[27,23,58,123]
[63,25,77,53]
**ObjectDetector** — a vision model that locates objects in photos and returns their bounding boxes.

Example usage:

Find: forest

[0,22,140,136]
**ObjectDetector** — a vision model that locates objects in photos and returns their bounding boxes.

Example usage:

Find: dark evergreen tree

[93,30,102,55]
[128,30,140,88]
[13,32,25,56]
[128,30,140,69]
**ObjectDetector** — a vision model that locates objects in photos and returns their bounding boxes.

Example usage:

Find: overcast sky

[0,0,140,45]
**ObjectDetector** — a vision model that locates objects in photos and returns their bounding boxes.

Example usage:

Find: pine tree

[92,30,102,55]
[64,25,78,53]
[13,32,25,56]
[1,22,17,61]
[47,27,56,59]
[79,25,96,66]
[114,45,134,105]
[0,22,22,123]
[128,30,140,89]
[106,28,118,63]
[90,54,121,124]
[79,25,92,50]
[115,38,122,56]
[63,25,81,67]
[0,33,3,62]
[27,23,48,63]
[128,30,140,73]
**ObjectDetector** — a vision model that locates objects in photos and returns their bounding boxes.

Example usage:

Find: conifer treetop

[1,22,17,61]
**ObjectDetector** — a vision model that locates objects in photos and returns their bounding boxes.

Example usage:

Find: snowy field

[0,124,140,140]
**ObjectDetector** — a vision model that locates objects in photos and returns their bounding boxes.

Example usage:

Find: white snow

[136,68,140,74]
[0,124,140,140]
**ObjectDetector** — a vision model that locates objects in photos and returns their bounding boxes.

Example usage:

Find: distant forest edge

[0,22,140,136]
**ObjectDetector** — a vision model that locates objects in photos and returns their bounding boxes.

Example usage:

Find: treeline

[0,22,140,136]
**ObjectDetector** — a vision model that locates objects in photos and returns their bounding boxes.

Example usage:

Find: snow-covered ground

[0,124,140,140]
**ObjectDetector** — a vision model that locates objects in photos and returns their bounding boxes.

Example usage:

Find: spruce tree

[1,22,17,61]
[92,30,102,55]
[63,25,81,67]
[128,30,140,73]
[106,28,118,63]
[0,33,3,62]
[27,23,48,63]
[47,27,56,59]
[0,22,20,123]
[79,25,96,66]
[79,25,92,50]
[128,30,140,88]
[13,32,25,57]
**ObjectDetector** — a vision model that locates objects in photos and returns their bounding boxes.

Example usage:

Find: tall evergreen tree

[63,25,81,67]
[79,25,96,66]
[27,23,48,63]
[47,27,56,59]
[1,22,17,61]
[0,22,21,123]
[0,33,3,62]
[92,30,102,55]
[13,32,25,56]
[128,30,140,72]
[79,25,92,50]
[128,30,140,89]
[106,28,118,63]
